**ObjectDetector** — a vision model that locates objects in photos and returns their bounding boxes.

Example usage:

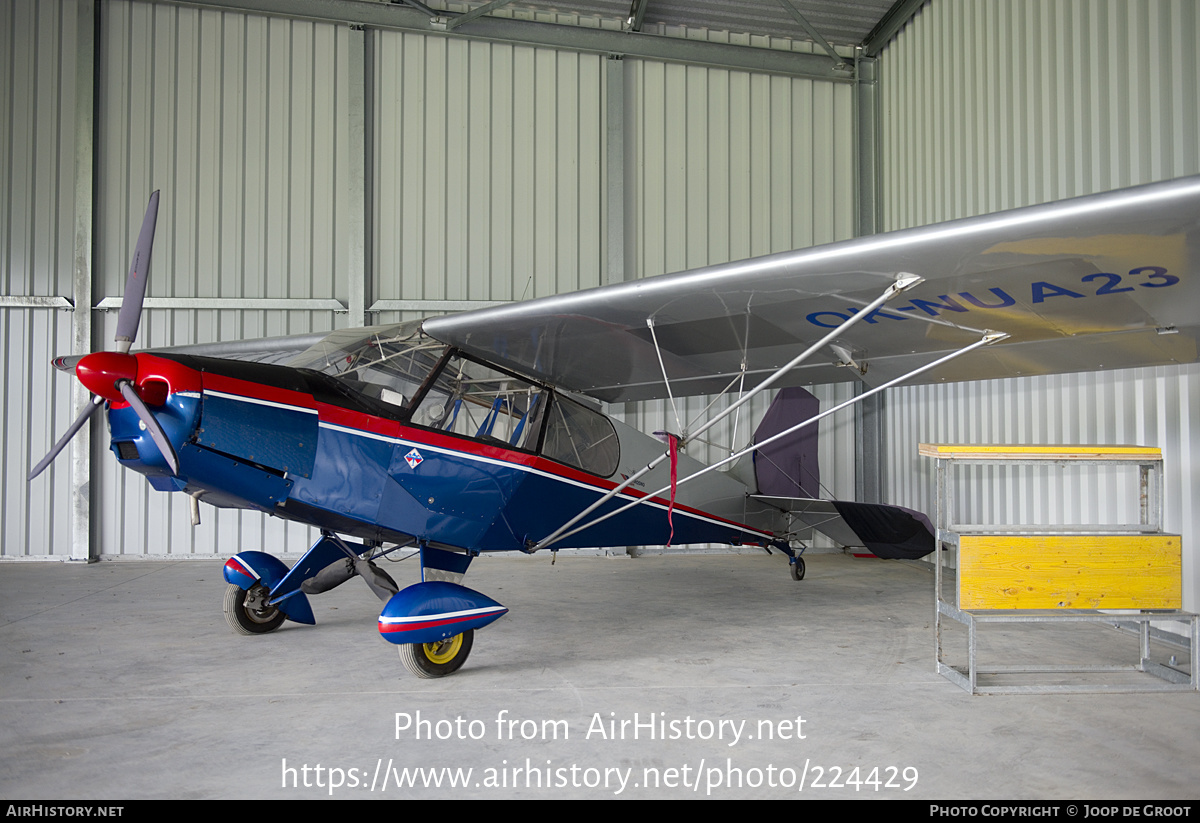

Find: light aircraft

[28,176,1200,677]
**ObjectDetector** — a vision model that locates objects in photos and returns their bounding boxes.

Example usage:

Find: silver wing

[424,176,1200,402]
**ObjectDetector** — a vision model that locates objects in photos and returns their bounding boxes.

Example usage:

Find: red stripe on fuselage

[188,367,771,538]
[201,371,319,413]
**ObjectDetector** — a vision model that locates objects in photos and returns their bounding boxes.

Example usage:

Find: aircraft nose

[76,351,139,401]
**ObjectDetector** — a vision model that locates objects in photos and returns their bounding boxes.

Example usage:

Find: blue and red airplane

[28,177,1200,677]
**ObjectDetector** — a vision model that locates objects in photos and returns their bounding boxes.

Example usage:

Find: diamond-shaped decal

[404,448,424,469]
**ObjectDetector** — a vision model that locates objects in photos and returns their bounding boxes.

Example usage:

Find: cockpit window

[413,354,618,475]
[288,321,447,412]
[541,394,619,477]
[412,355,546,451]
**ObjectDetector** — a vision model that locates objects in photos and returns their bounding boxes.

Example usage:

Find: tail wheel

[224,583,285,635]
[789,557,806,581]
[399,630,474,678]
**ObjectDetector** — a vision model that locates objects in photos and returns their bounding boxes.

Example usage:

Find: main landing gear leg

[223,534,387,638]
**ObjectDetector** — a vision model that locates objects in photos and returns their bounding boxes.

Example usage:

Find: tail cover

[754,387,821,498]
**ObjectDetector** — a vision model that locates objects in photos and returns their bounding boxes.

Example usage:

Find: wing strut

[531,328,1008,552]
[530,273,924,551]
[646,317,684,435]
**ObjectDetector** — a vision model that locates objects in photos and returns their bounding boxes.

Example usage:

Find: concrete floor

[1,551,1197,800]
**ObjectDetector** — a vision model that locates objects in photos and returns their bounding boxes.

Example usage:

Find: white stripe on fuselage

[206,389,318,414]
[316,420,769,538]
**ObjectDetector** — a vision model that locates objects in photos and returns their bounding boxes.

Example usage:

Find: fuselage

[97,325,780,554]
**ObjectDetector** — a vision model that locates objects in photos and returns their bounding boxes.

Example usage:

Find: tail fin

[753,386,821,498]
[751,387,935,559]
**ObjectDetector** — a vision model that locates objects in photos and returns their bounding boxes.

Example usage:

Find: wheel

[224,583,285,635]
[398,630,474,678]
[789,557,806,581]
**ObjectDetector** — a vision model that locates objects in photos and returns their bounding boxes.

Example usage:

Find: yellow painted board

[918,443,1161,461]
[958,534,1181,610]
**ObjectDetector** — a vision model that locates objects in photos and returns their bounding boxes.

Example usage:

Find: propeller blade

[114,190,160,354]
[51,353,85,373]
[28,394,104,481]
[118,381,179,475]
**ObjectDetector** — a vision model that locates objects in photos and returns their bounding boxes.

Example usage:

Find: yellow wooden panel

[958,534,1181,610]
[919,443,1161,461]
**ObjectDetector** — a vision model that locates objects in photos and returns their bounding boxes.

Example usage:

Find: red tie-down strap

[654,432,680,546]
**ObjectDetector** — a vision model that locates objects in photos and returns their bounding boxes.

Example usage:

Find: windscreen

[291,324,619,476]
[288,321,447,412]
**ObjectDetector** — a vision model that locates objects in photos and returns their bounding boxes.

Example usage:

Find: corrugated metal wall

[369,28,859,549]
[624,45,858,546]
[3,0,857,558]
[0,0,80,557]
[17,0,1190,578]
[628,42,856,278]
[881,0,1199,222]
[877,0,1200,607]
[94,0,353,556]
[371,32,605,322]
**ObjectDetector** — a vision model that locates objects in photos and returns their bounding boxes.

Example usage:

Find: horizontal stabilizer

[755,496,935,559]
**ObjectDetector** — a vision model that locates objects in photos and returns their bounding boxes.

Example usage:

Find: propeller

[28,191,179,480]
[114,190,159,354]
[27,395,104,480]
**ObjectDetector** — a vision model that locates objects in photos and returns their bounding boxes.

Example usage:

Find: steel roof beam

[624,0,650,33]
[176,0,852,81]
[776,0,848,69]
[393,0,437,17]
[435,0,517,32]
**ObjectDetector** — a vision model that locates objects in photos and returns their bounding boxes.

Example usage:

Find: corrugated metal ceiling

[634,1,898,45]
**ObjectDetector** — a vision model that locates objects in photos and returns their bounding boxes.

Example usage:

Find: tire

[789,557,806,581]
[398,630,474,678]
[224,583,285,635]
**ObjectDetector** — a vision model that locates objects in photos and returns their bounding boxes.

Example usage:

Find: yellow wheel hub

[423,634,463,665]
